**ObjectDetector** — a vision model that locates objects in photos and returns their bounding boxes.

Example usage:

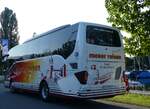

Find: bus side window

[52,31,77,59]
[62,30,77,58]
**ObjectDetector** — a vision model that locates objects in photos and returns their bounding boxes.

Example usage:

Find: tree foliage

[0,7,19,49]
[105,0,150,56]
[0,7,19,74]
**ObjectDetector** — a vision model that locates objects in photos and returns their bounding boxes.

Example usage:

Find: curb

[96,99,150,109]
[130,90,150,96]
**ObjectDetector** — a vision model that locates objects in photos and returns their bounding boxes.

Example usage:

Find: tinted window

[52,31,77,59]
[8,24,78,59]
[86,26,121,47]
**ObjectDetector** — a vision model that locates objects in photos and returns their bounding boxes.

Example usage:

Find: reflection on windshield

[86,26,121,47]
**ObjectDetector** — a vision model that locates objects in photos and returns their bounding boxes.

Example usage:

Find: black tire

[40,82,49,101]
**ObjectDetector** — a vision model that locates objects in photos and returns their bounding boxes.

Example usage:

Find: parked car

[128,70,150,90]
[129,80,144,90]
[137,71,150,85]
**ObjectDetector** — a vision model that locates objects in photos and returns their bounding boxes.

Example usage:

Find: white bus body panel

[5,22,126,99]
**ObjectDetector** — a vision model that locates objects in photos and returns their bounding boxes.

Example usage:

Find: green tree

[0,7,19,49]
[0,7,19,75]
[105,0,150,70]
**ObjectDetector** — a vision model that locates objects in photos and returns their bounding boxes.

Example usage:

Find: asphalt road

[0,84,149,109]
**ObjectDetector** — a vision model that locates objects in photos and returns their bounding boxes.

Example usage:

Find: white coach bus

[5,22,126,100]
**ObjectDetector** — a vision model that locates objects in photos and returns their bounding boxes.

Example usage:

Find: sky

[0,0,110,44]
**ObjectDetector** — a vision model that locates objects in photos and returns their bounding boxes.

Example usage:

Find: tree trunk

[136,57,141,70]
[148,56,150,69]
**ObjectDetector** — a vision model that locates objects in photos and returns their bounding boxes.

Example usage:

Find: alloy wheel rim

[41,86,48,99]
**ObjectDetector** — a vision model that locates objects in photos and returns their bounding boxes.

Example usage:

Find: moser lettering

[89,53,121,59]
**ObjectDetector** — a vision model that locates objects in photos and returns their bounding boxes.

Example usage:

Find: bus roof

[23,22,120,44]
[23,24,71,44]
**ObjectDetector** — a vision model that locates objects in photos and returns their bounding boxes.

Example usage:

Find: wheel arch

[39,79,48,90]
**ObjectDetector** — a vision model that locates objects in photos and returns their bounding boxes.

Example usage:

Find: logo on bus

[89,53,121,60]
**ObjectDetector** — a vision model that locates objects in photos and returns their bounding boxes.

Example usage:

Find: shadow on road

[0,83,130,109]
[49,98,128,109]
[4,90,128,109]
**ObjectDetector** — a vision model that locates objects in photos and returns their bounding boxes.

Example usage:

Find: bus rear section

[74,24,126,98]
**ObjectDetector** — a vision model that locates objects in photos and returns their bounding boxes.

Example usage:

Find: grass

[105,93,150,107]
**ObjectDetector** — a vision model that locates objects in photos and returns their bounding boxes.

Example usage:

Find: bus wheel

[40,82,49,101]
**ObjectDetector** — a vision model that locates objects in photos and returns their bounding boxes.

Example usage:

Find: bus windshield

[86,26,121,47]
